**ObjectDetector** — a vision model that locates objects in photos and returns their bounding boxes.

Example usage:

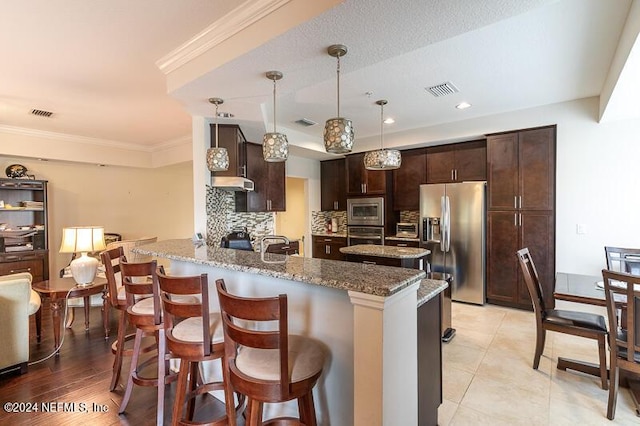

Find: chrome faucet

[260,235,290,263]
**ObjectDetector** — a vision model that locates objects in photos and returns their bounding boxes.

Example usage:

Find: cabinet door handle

[324,238,332,242]
[10,267,31,273]
[519,196,522,209]
[519,213,522,227]
[362,260,376,265]
[514,213,518,227]
[514,196,518,209]
[334,201,338,210]
[325,245,330,254]
[455,169,458,181]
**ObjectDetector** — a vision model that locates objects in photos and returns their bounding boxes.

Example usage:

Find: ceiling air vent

[294,118,317,127]
[31,109,53,117]
[425,82,459,98]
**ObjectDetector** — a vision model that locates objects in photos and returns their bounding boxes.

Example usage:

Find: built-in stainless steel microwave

[347,197,384,227]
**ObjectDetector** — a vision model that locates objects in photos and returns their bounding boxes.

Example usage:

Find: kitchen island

[134,239,447,426]
[340,244,430,270]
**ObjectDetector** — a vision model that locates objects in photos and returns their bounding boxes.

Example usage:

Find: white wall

[0,156,194,275]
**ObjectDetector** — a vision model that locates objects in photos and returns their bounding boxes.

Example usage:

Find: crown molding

[0,124,154,152]
[156,0,291,75]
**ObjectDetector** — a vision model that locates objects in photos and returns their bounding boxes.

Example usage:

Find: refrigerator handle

[444,196,451,252]
[440,196,446,252]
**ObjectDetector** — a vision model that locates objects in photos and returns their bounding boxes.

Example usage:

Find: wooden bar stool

[156,268,245,425]
[216,279,326,426]
[118,257,180,426]
[101,247,135,391]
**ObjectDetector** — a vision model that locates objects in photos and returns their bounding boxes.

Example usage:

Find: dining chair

[216,279,326,425]
[605,246,640,275]
[516,248,608,389]
[601,269,640,420]
[602,269,640,420]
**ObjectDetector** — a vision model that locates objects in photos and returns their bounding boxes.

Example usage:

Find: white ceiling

[0,0,637,162]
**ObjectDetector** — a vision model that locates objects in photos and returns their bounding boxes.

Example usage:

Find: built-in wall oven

[347,226,385,246]
[347,197,384,227]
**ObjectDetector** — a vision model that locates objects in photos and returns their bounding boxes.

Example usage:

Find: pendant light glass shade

[324,44,354,154]
[207,97,230,172]
[364,100,401,170]
[263,71,288,162]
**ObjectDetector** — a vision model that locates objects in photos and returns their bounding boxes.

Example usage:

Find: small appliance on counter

[395,223,418,239]
[220,228,253,251]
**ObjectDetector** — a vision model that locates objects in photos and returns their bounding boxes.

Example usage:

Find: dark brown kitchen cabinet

[392,148,426,211]
[426,140,486,184]
[487,127,555,211]
[235,142,285,212]
[321,158,346,211]
[487,211,555,310]
[486,125,556,310]
[385,239,420,248]
[312,236,346,261]
[345,153,389,196]
[210,124,247,178]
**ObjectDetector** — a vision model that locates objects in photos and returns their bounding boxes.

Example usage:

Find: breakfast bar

[135,239,447,426]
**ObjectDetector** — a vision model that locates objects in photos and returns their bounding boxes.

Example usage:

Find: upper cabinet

[345,153,389,196]
[487,127,555,211]
[236,142,285,212]
[321,158,346,211]
[426,140,487,184]
[210,124,247,178]
[392,148,426,211]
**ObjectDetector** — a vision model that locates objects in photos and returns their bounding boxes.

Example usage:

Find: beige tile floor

[439,301,639,425]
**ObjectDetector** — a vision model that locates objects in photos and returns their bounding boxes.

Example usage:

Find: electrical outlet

[576,224,587,234]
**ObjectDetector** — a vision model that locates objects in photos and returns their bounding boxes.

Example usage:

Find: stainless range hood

[211,176,254,192]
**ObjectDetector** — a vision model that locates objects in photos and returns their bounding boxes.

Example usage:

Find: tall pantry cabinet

[486,126,556,310]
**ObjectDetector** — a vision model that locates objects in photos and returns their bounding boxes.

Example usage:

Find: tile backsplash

[206,186,274,250]
[400,210,420,223]
[311,211,347,234]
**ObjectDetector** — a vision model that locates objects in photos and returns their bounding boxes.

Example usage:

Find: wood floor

[0,299,231,425]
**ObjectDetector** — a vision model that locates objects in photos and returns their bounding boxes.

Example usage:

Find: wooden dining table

[554,272,640,416]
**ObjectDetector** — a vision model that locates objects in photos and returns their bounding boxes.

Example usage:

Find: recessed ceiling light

[383,117,395,124]
[456,102,472,110]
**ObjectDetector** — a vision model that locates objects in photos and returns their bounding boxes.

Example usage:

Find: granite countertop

[417,278,449,307]
[339,244,430,259]
[134,239,425,297]
[385,236,420,242]
[312,232,347,238]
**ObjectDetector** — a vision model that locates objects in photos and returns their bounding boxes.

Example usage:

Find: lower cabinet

[487,211,555,309]
[312,236,346,261]
[385,239,420,248]
[0,251,49,283]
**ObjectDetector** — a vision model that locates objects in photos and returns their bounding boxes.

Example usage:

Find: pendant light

[262,71,288,162]
[363,100,401,170]
[324,44,354,154]
[206,98,230,172]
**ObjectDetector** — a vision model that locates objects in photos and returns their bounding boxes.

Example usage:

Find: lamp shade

[324,117,354,153]
[263,132,289,162]
[207,147,230,171]
[59,226,106,286]
[363,149,402,170]
[59,226,106,254]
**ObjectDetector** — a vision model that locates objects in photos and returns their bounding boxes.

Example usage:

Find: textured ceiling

[0,0,635,161]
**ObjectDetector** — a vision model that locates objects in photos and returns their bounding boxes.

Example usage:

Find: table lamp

[59,226,106,286]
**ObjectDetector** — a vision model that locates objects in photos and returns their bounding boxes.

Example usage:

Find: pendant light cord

[336,55,341,117]
[380,102,384,150]
[273,78,277,133]
[214,102,220,148]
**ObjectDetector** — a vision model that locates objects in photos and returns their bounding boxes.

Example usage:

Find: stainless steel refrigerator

[419,182,486,305]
